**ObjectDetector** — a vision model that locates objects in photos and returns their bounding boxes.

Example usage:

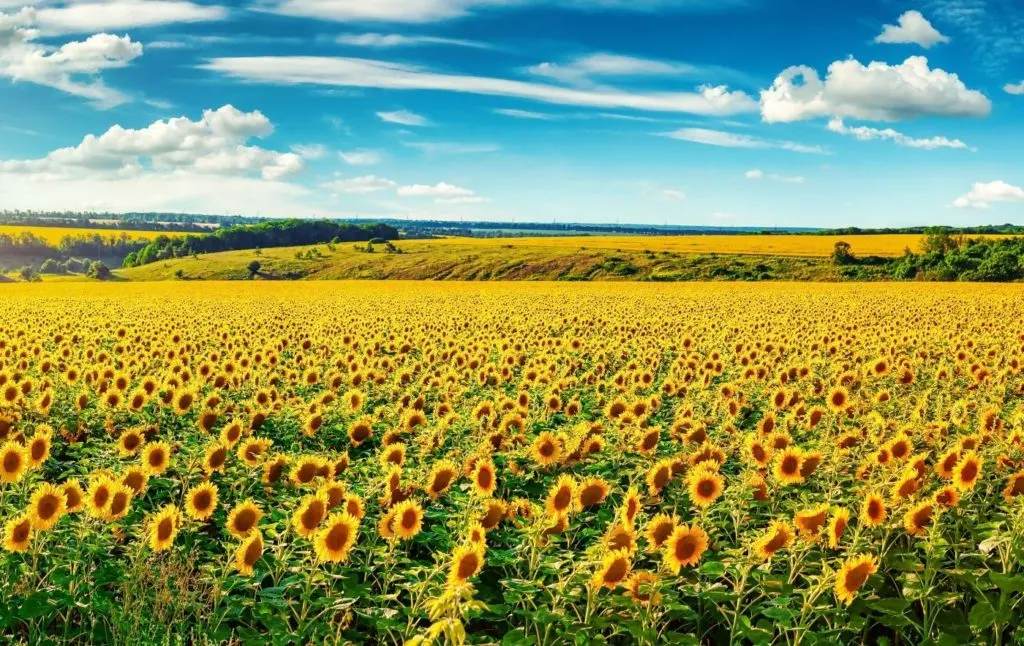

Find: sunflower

[171,388,197,416]
[620,486,642,526]
[141,441,172,476]
[592,549,632,590]
[26,431,52,469]
[744,435,773,467]
[793,504,829,541]
[663,524,709,573]
[380,443,406,468]
[936,448,960,479]
[391,499,424,541]
[834,554,878,606]
[0,441,27,484]
[233,530,264,576]
[480,499,506,530]
[62,480,85,513]
[1002,471,1024,503]
[448,542,485,586]
[532,432,562,467]
[904,501,937,537]
[147,505,181,551]
[577,477,610,508]
[425,460,458,499]
[104,482,133,522]
[2,513,32,553]
[636,427,660,455]
[686,464,724,508]
[291,493,329,539]
[471,458,497,497]
[314,512,359,563]
[626,571,662,605]
[29,482,66,531]
[953,450,983,491]
[85,475,114,518]
[890,468,920,501]
[644,514,677,551]
[117,428,145,456]
[827,386,850,412]
[646,459,674,497]
[220,420,244,448]
[263,455,288,484]
[828,508,850,549]
[603,522,638,554]
[290,455,323,485]
[348,418,373,447]
[753,521,793,560]
[343,493,365,520]
[185,482,219,520]
[935,485,960,508]
[319,481,347,510]
[237,437,272,466]
[860,492,886,527]
[545,475,577,517]
[226,499,262,538]
[773,447,805,486]
[121,466,149,494]
[466,522,487,546]
[203,442,229,475]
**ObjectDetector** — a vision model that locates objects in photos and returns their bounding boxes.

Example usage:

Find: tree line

[122,219,399,268]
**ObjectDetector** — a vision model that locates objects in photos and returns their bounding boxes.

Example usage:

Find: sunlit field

[0,225,190,244]
[428,234,1016,258]
[3,281,1024,644]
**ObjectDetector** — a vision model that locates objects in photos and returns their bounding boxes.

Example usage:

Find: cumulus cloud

[761,56,990,123]
[33,1,227,35]
[0,104,304,181]
[745,169,804,183]
[377,109,430,126]
[661,127,827,154]
[323,175,397,193]
[397,181,489,203]
[875,10,950,48]
[0,8,142,107]
[203,56,758,116]
[952,180,1024,209]
[1006,81,1024,95]
[826,118,969,150]
[339,149,383,165]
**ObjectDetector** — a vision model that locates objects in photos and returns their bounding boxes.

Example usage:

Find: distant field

[0,225,191,244]
[433,234,1014,258]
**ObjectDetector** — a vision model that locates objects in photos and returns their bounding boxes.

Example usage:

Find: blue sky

[0,0,1022,227]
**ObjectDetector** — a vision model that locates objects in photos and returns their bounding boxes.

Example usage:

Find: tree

[831,241,855,265]
[39,258,62,274]
[920,228,959,255]
[247,260,261,279]
[87,261,111,280]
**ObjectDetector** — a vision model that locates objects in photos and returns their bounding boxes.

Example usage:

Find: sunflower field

[3,281,1024,645]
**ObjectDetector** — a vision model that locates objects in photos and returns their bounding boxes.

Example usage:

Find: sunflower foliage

[1,282,1024,645]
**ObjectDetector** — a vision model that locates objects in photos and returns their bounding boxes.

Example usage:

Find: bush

[87,261,111,280]
[39,258,64,274]
[831,241,855,265]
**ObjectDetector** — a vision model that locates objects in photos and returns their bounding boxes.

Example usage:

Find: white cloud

[661,127,827,154]
[493,108,557,120]
[336,32,488,49]
[33,1,226,35]
[0,104,303,181]
[744,168,804,183]
[403,141,499,154]
[1,8,143,107]
[291,143,328,159]
[1006,81,1024,95]
[875,10,950,48]
[323,175,396,193]
[528,53,699,87]
[203,56,758,116]
[952,180,1024,209]
[339,149,382,165]
[437,195,490,204]
[660,188,686,201]
[761,56,990,123]
[377,109,430,126]
[398,182,474,197]
[264,0,743,24]
[826,118,969,150]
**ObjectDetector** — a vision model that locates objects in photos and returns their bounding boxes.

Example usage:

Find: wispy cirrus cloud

[377,109,431,126]
[31,0,227,35]
[826,118,970,150]
[336,32,490,49]
[661,127,827,154]
[202,56,758,116]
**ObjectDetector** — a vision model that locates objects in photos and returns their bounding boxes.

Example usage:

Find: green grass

[114,240,887,282]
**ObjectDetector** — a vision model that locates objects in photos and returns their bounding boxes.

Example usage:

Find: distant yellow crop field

[430,234,1016,258]
[0,225,191,245]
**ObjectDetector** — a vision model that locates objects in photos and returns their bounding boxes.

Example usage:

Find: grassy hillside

[115,237,881,282]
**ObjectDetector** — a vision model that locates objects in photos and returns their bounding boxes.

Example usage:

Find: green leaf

[870,598,911,615]
[699,561,726,577]
[968,599,996,632]
[989,572,1024,594]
